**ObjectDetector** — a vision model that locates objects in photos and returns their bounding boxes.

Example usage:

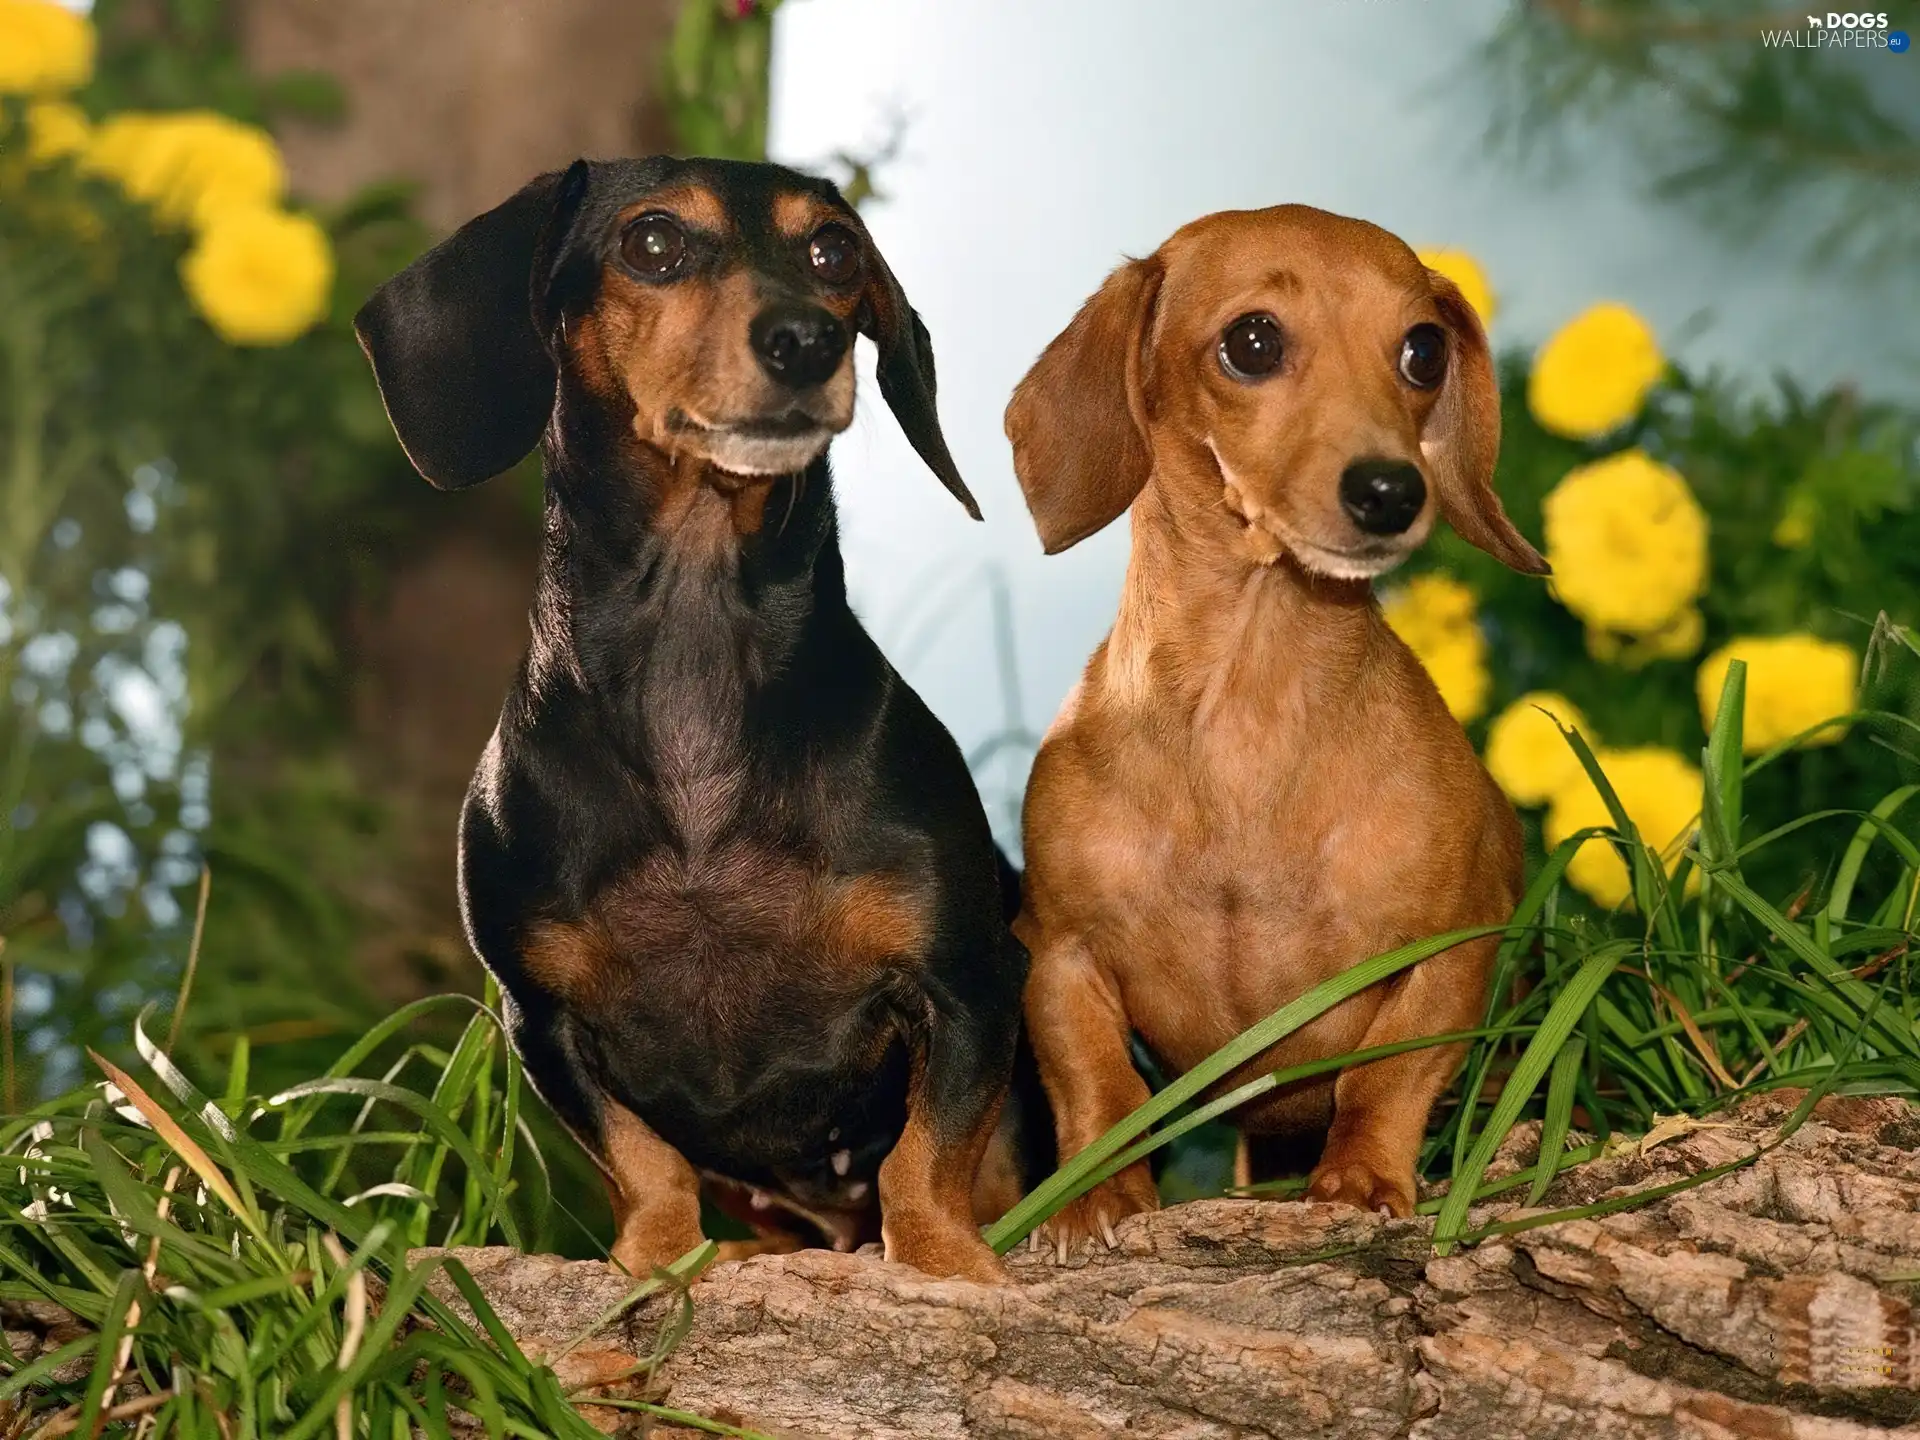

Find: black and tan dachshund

[354,157,1030,1283]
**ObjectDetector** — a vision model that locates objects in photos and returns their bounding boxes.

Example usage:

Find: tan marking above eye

[772,191,842,240]
[616,185,731,235]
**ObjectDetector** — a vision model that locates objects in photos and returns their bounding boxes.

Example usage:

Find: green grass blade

[985,923,1508,1254]
[1433,939,1633,1254]
[1086,1026,1511,1196]
[266,1078,523,1249]
[76,1267,144,1433]
[1453,832,1604,1179]
[1700,659,1746,875]
[1527,1034,1587,1206]
[1826,786,1919,927]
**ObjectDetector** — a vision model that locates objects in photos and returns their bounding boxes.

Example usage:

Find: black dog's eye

[621,214,687,278]
[808,223,862,286]
[1219,313,1284,380]
[1399,323,1447,389]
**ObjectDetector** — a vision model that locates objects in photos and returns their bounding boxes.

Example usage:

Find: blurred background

[3,0,1917,1115]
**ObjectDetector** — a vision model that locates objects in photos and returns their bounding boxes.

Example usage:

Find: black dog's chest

[540,833,931,1195]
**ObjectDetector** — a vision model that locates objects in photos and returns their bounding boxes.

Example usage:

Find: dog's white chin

[693,430,833,478]
[1284,542,1409,582]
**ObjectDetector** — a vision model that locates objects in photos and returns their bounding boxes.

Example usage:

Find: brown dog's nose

[751,303,848,389]
[1339,459,1426,536]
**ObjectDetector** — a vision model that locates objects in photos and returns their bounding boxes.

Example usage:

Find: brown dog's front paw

[884,1223,1006,1284]
[1305,1159,1416,1218]
[609,1216,709,1279]
[1033,1166,1158,1263]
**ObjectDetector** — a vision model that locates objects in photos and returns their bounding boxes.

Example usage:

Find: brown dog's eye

[1219,313,1284,380]
[621,215,687,278]
[1399,324,1447,389]
[808,224,862,286]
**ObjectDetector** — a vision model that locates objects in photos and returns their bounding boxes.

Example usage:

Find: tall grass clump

[0,980,758,1437]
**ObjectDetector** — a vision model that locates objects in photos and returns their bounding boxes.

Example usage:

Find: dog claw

[1099,1217,1118,1249]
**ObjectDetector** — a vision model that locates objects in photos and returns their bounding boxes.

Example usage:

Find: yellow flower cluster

[1486,688,1704,908]
[1697,635,1857,755]
[80,110,332,345]
[86,110,288,229]
[1543,449,1708,649]
[1381,573,1491,724]
[1528,302,1665,439]
[5,0,334,350]
[1443,262,1865,908]
[1544,748,1703,910]
[180,206,335,346]
[0,0,94,94]
[1484,692,1590,808]
[1417,248,1496,326]
[1584,604,1704,670]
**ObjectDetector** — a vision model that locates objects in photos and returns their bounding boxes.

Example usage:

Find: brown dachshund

[1005,205,1548,1254]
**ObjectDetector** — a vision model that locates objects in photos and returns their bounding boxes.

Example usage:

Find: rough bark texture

[418,1091,1920,1439]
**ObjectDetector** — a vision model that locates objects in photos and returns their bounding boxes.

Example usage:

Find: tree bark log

[422,1091,1920,1439]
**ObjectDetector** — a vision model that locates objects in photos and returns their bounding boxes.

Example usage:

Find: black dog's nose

[1338,459,1427,537]
[750,304,848,389]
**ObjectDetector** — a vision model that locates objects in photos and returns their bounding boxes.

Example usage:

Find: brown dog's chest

[1032,666,1501,1076]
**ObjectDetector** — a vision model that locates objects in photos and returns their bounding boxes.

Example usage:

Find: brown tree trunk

[423,1091,1920,1438]
[237,0,684,1001]
[239,0,684,230]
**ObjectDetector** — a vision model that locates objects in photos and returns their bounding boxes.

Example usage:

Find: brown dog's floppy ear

[354,163,590,490]
[859,246,980,520]
[1004,257,1162,555]
[1422,274,1549,575]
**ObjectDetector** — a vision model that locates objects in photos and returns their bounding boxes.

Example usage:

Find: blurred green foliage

[1488,0,1920,273]
[1,0,429,1105]
[665,0,781,161]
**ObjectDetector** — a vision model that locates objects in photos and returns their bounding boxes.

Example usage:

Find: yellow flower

[25,98,89,164]
[1528,302,1664,439]
[1545,747,1702,909]
[0,0,95,94]
[180,206,333,346]
[1485,692,1593,808]
[85,110,286,230]
[1772,494,1815,549]
[1584,604,1704,670]
[1544,449,1708,637]
[1382,573,1491,723]
[1647,604,1705,661]
[1696,635,1857,754]
[1418,248,1496,326]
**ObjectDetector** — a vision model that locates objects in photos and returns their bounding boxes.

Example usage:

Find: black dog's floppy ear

[354,163,590,490]
[858,244,980,520]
